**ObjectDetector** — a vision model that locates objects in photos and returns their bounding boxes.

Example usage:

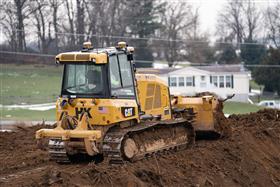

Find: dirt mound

[1,109,280,186]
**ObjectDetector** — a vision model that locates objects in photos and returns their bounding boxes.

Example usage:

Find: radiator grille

[146,84,155,97]
[153,85,161,108]
[145,97,154,110]
[144,83,162,110]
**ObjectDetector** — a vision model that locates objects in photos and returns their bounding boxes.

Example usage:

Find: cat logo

[121,107,135,118]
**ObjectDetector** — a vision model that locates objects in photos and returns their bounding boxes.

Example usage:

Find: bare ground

[1,109,280,187]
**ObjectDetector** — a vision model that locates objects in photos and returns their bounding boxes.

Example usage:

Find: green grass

[0,64,266,120]
[223,101,264,115]
[0,108,56,121]
[0,64,63,105]
[0,101,264,121]
[250,80,264,90]
[250,95,280,104]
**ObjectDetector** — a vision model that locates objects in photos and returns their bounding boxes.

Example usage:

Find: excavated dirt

[1,109,280,187]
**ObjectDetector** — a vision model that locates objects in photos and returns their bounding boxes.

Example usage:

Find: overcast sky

[189,0,279,37]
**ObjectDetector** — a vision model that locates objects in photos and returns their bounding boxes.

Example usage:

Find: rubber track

[48,139,71,163]
[102,119,195,164]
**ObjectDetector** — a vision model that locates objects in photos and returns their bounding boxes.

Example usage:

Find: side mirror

[133,62,136,73]
[127,54,133,61]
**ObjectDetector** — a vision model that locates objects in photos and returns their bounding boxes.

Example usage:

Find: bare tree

[0,0,31,51]
[76,0,85,45]
[217,0,244,44]
[0,1,18,50]
[243,0,260,42]
[64,0,75,48]
[29,0,53,53]
[266,3,280,48]
[49,0,63,53]
[14,0,27,51]
[84,0,127,47]
[160,2,198,67]
[216,0,260,44]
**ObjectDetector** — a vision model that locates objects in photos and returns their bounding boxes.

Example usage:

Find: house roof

[137,68,176,75]
[137,65,249,75]
[195,65,248,73]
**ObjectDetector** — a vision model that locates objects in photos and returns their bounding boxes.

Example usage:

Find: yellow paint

[55,98,139,125]
[136,74,172,120]
[56,52,107,64]
[174,95,220,131]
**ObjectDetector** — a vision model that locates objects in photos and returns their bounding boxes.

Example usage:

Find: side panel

[56,98,139,125]
[136,74,172,120]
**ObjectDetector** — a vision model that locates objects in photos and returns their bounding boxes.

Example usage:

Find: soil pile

[1,109,280,187]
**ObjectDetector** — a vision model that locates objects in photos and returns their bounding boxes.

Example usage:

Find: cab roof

[55,47,124,64]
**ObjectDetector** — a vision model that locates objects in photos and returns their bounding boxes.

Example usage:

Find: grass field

[1,102,264,121]
[1,108,56,121]
[0,64,265,121]
[0,64,62,105]
[223,101,264,114]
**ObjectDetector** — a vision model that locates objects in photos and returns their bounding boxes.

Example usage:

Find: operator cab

[57,42,136,99]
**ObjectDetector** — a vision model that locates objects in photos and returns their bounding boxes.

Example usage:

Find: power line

[1,50,280,68]
[0,50,54,57]
[2,28,269,46]
[185,0,275,2]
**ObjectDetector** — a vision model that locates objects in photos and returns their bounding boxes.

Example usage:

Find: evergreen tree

[125,0,164,67]
[217,44,238,64]
[253,48,280,95]
[240,39,266,68]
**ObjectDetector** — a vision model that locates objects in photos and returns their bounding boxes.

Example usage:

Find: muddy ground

[1,109,280,187]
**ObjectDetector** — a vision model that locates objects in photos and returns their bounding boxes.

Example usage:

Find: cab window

[109,54,135,98]
[109,55,122,89]
[62,63,104,95]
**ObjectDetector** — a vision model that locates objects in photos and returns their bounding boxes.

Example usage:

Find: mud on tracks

[1,109,280,186]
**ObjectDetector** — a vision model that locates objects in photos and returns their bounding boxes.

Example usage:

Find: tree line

[0,0,277,63]
[0,0,197,66]
[1,0,280,93]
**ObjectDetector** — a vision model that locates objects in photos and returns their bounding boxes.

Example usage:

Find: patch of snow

[0,103,56,111]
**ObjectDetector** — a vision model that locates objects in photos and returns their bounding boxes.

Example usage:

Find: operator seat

[86,69,102,92]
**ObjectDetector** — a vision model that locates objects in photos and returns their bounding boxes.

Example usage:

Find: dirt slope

[1,109,280,187]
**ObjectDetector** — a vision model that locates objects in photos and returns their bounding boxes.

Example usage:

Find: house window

[178,77,185,87]
[226,75,231,88]
[219,76,224,88]
[186,77,193,87]
[200,75,206,88]
[201,75,205,81]
[212,76,218,87]
[170,77,177,87]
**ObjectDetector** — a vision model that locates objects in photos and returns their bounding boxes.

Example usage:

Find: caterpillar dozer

[36,42,230,164]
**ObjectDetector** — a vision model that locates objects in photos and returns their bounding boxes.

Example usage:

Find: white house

[137,65,251,103]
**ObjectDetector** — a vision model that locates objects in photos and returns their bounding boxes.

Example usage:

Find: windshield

[62,63,105,95]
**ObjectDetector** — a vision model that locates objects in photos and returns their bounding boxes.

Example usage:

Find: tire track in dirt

[0,109,280,186]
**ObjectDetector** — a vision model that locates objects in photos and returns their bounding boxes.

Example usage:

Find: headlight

[69,98,77,107]
[60,99,68,109]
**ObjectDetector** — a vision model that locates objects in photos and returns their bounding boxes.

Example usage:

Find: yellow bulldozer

[36,42,231,164]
